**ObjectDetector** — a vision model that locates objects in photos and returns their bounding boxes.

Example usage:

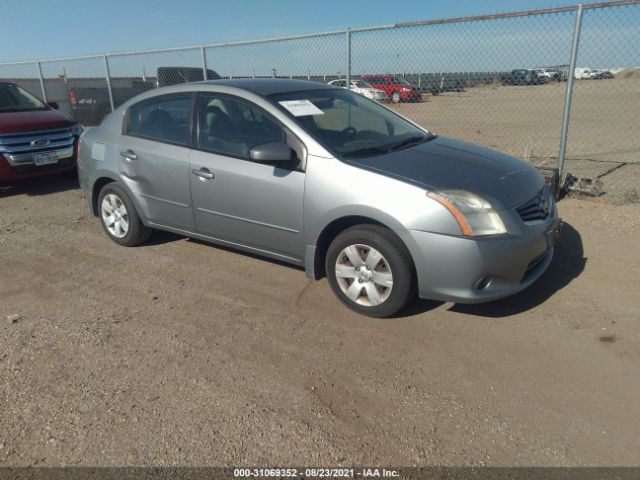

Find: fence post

[558,3,584,182]
[36,61,47,102]
[103,55,115,112]
[346,28,351,86]
[200,45,208,80]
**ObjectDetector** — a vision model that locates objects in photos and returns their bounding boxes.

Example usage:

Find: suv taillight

[69,91,77,107]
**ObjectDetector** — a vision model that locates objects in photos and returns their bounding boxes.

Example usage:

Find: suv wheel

[391,91,401,103]
[98,183,152,246]
[325,225,415,318]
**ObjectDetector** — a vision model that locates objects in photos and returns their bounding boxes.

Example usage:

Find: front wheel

[391,91,402,103]
[325,225,415,318]
[98,183,152,246]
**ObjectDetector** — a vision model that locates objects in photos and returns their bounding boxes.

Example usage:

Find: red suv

[0,80,81,182]
[361,75,422,103]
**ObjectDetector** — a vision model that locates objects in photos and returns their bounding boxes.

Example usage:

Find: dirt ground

[1,176,639,467]
[389,77,640,202]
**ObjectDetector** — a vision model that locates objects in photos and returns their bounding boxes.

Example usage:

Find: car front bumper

[398,216,562,304]
[0,152,77,182]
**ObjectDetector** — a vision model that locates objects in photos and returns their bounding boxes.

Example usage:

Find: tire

[325,224,415,318]
[391,91,401,103]
[98,183,152,247]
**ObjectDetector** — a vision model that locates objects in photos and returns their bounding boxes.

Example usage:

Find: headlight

[71,123,83,136]
[427,190,507,236]
[401,87,410,92]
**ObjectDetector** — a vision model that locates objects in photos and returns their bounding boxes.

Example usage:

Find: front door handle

[120,150,137,161]
[192,168,214,180]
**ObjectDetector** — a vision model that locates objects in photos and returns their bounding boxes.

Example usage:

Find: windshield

[391,76,411,85]
[0,84,47,112]
[270,88,434,158]
[352,80,370,88]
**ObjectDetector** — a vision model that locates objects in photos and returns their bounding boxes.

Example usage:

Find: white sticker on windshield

[278,100,324,117]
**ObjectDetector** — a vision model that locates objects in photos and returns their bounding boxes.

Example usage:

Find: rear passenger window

[127,95,191,145]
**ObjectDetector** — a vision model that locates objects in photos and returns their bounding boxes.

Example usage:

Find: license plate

[33,151,58,166]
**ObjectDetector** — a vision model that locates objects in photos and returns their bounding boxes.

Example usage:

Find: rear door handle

[192,168,214,180]
[120,150,137,160]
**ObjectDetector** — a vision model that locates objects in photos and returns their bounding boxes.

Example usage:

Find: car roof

[201,78,337,96]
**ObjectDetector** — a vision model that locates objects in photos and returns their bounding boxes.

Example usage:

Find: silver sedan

[78,79,561,317]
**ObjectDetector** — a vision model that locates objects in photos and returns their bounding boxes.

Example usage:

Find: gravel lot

[1,176,639,467]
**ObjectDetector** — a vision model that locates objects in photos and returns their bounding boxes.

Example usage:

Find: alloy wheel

[101,193,129,238]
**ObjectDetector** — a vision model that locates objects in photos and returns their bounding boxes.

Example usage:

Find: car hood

[0,109,76,133]
[345,136,544,208]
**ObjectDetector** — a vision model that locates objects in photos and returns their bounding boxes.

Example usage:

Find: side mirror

[47,101,59,110]
[249,142,294,163]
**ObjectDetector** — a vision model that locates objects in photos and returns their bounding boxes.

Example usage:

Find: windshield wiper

[388,134,432,152]
[342,146,390,158]
[342,133,436,158]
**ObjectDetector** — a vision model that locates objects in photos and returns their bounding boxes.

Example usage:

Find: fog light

[474,276,492,291]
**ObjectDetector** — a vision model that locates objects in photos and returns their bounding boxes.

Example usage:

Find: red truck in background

[0,80,82,182]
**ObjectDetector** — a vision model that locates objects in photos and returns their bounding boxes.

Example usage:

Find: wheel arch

[309,214,416,280]
[91,176,118,216]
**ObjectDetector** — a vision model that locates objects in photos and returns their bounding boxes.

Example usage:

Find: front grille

[0,127,75,167]
[516,187,553,223]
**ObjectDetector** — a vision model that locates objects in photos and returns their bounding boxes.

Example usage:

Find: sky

[0,0,637,79]
[0,0,620,62]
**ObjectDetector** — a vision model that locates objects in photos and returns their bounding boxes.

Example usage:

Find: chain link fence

[1,1,638,202]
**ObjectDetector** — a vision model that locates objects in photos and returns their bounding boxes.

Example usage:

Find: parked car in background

[590,69,614,80]
[574,67,593,79]
[78,79,561,318]
[534,68,562,82]
[501,69,546,85]
[361,75,422,103]
[0,80,81,182]
[328,79,388,102]
[69,67,221,126]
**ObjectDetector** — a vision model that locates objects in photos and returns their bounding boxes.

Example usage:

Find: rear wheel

[325,225,415,318]
[98,183,152,246]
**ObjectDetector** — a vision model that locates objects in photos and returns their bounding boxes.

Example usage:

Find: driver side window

[196,93,286,160]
